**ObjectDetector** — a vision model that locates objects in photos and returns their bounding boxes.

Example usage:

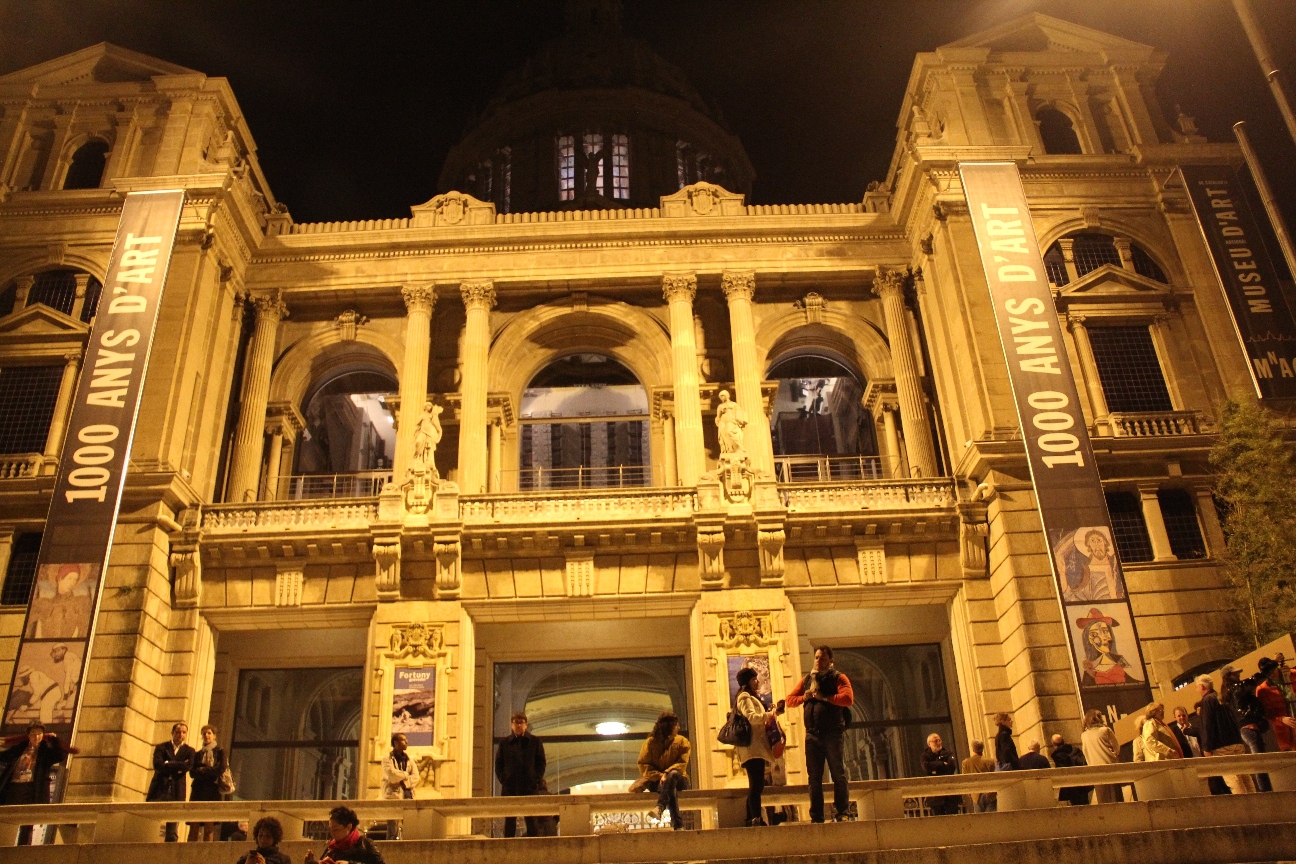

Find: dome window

[558,135,576,201]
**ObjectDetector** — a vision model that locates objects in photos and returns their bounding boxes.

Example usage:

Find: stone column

[394,284,435,480]
[662,411,678,487]
[881,404,905,479]
[70,273,91,321]
[458,280,495,494]
[1138,484,1177,562]
[488,418,502,493]
[1194,486,1227,558]
[262,424,286,501]
[876,269,937,478]
[228,294,287,503]
[1058,238,1080,284]
[663,274,705,485]
[43,353,81,459]
[1113,236,1136,272]
[721,271,774,474]
[1067,315,1110,420]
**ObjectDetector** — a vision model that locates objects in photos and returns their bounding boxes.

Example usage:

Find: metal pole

[1235,121,1296,281]
[1233,0,1296,147]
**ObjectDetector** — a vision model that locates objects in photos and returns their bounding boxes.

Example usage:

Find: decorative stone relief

[863,180,891,214]
[405,402,444,515]
[434,536,461,598]
[716,611,777,649]
[795,292,825,324]
[388,622,445,660]
[757,525,786,585]
[855,539,886,585]
[703,390,755,504]
[373,536,401,601]
[334,309,368,341]
[659,182,745,218]
[696,523,726,589]
[274,568,303,606]
[171,544,201,608]
[566,548,595,597]
[958,501,990,578]
[409,190,496,227]
[661,273,697,303]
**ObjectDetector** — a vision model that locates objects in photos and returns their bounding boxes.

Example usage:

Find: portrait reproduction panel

[4,640,84,730]
[1053,527,1127,604]
[1068,604,1146,688]
[25,562,101,640]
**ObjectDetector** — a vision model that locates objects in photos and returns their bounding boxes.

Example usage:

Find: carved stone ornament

[757,525,786,585]
[434,537,462,598]
[401,283,435,314]
[659,182,745,218]
[460,280,497,311]
[388,622,444,660]
[720,271,756,302]
[373,536,401,601]
[334,309,369,342]
[410,191,496,228]
[662,273,697,303]
[171,544,201,608]
[716,611,776,649]
[697,523,726,588]
[874,267,906,299]
[799,292,825,324]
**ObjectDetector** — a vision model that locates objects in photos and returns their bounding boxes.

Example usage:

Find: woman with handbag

[734,667,785,827]
[188,724,227,841]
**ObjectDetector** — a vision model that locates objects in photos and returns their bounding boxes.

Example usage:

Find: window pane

[1070,233,1122,277]
[1159,488,1206,559]
[230,667,363,801]
[1131,245,1167,283]
[27,271,77,315]
[1,533,42,606]
[611,134,629,200]
[1106,491,1153,563]
[1087,325,1174,413]
[0,366,63,454]
[557,135,575,201]
[583,133,604,195]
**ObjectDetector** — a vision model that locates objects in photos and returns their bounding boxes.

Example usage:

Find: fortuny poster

[2,190,185,738]
[391,666,436,747]
[1181,164,1296,399]
[959,163,1153,718]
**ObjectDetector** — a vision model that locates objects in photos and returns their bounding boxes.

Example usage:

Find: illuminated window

[583,133,604,195]
[557,135,575,201]
[611,134,629,199]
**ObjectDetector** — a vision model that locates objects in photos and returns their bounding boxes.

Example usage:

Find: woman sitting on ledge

[236,817,291,864]
[304,806,385,864]
[636,711,691,831]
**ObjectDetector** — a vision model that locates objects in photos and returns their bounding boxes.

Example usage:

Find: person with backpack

[1223,665,1272,792]
[1196,674,1255,795]
[786,645,854,823]
[1256,657,1296,752]
[732,666,785,826]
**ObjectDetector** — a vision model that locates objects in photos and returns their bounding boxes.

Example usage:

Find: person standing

[0,723,70,845]
[993,713,1019,771]
[636,711,691,830]
[1080,709,1120,804]
[494,712,546,837]
[1018,739,1051,770]
[1140,704,1183,761]
[147,722,195,842]
[1050,733,1091,806]
[786,645,855,823]
[959,740,996,812]
[1196,674,1255,795]
[1171,707,1201,757]
[733,667,783,826]
[1256,657,1296,752]
[919,732,959,815]
[188,724,227,841]
[382,733,419,840]
[1222,665,1271,791]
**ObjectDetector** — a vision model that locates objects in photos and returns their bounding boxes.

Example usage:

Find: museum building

[0,7,1257,814]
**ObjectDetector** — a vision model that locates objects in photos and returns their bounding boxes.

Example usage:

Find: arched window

[767,355,878,481]
[20,269,102,321]
[1043,232,1169,286]
[63,140,110,190]
[290,369,397,497]
[1036,107,1083,155]
[519,354,650,489]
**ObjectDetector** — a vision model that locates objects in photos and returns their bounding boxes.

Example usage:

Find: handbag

[765,716,786,760]
[717,698,753,747]
[218,766,236,796]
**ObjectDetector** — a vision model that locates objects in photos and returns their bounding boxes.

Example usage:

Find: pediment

[409,191,496,228]
[0,43,198,88]
[0,304,90,339]
[942,13,1156,60]
[660,182,745,218]
[1058,265,1171,299]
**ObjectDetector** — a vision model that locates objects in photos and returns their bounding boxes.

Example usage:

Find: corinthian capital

[874,268,906,300]
[460,280,496,311]
[721,271,756,302]
[662,273,697,303]
[252,291,289,321]
[402,283,435,314]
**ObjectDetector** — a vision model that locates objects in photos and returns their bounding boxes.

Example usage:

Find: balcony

[1108,411,1204,437]
[514,464,654,491]
[773,454,884,483]
[273,470,393,500]
[778,477,956,513]
[0,453,42,479]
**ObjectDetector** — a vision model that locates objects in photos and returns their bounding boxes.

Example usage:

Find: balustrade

[1108,411,1202,437]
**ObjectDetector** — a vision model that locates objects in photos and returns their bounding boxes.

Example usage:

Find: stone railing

[3,753,1292,853]
[201,499,379,532]
[1108,411,1203,437]
[460,487,697,524]
[779,478,956,512]
[0,453,41,479]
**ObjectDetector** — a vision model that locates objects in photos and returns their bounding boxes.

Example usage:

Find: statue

[412,402,443,478]
[715,390,747,454]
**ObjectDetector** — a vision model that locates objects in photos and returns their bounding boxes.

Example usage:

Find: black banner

[960,163,1153,719]
[1182,164,1296,399]
[2,190,185,737]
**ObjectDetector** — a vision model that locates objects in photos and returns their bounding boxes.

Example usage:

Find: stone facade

[0,15,1253,807]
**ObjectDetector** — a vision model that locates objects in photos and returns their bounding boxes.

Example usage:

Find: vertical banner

[959,163,1153,718]
[2,190,185,739]
[1181,164,1296,399]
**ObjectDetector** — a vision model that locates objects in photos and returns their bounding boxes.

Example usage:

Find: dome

[438,0,754,213]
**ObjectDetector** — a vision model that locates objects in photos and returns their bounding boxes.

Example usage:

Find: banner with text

[1182,164,1296,399]
[959,163,1152,718]
[2,190,185,738]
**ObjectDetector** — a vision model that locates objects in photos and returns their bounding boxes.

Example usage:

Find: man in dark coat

[918,732,959,815]
[494,712,547,837]
[1018,739,1052,770]
[146,722,195,842]
[1050,733,1092,806]
[0,722,70,845]
[1196,674,1254,795]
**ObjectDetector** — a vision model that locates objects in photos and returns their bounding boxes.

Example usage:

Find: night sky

[3,1,1295,228]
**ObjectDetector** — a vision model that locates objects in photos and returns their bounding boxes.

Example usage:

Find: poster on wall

[959,162,1153,718]
[726,654,773,710]
[1,190,185,738]
[391,666,436,746]
[1181,164,1296,399]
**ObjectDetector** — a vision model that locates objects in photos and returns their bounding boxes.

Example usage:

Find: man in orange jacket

[787,645,855,822]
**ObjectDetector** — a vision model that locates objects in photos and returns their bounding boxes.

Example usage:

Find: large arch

[1036,215,1183,286]
[268,326,404,409]
[0,250,109,289]
[756,307,894,383]
[488,296,673,397]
